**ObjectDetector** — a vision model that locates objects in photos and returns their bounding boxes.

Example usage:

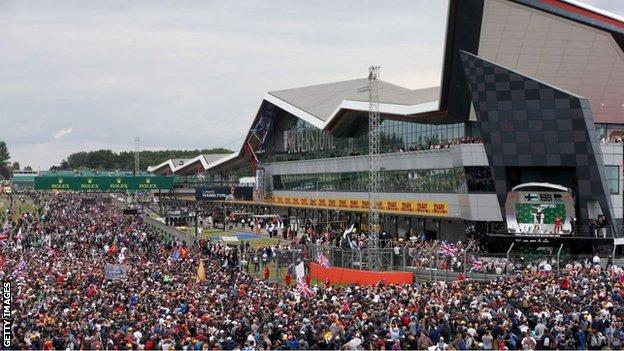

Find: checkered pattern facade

[460,50,614,225]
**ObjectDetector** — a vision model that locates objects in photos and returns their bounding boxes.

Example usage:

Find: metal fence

[238,247,306,283]
[309,243,406,271]
[307,242,615,283]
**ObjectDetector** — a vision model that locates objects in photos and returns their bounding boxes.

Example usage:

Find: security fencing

[307,242,615,284]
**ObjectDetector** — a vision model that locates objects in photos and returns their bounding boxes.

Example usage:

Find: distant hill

[51,148,233,172]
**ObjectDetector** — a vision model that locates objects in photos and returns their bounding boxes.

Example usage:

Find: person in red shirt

[560,276,570,290]
[263,266,270,280]
[554,215,562,233]
[324,276,331,289]
[284,272,292,286]
[86,284,97,298]
[42,339,54,350]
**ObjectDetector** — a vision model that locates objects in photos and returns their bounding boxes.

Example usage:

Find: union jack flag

[439,242,458,257]
[317,252,330,268]
[471,257,483,271]
[12,258,25,277]
[171,248,181,262]
[0,227,9,242]
[296,277,314,298]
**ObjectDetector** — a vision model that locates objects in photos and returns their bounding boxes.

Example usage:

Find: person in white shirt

[521,333,536,350]
[593,254,601,266]
[343,334,362,350]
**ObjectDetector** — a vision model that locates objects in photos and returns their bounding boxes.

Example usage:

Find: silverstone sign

[283,128,336,154]
[34,176,174,191]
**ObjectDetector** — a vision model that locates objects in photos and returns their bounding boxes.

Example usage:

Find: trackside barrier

[142,214,197,247]
[310,262,414,285]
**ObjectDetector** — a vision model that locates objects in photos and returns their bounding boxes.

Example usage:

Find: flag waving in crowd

[171,247,181,262]
[439,242,458,257]
[180,246,189,259]
[12,257,26,278]
[471,256,483,271]
[107,243,117,256]
[317,251,330,268]
[196,259,206,283]
[0,223,10,243]
[118,247,127,263]
[296,276,314,298]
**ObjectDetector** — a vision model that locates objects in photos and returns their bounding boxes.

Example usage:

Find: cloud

[0,0,451,169]
[54,127,73,141]
[1,0,620,169]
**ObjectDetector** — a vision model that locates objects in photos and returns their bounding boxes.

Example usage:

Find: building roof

[266,79,440,129]
[147,158,192,174]
[268,79,440,122]
[173,153,232,175]
[146,153,242,175]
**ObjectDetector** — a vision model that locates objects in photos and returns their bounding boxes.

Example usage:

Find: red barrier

[310,262,414,286]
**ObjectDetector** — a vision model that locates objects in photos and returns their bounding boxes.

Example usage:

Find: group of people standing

[0,191,622,350]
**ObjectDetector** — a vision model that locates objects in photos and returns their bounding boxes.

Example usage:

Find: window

[606,166,619,195]
[271,167,491,194]
[262,112,468,163]
[596,124,607,140]
[465,167,495,192]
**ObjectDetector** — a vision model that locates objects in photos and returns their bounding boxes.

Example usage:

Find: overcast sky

[1,0,622,170]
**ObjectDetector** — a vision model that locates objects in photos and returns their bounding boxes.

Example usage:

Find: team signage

[264,195,449,216]
[34,176,173,191]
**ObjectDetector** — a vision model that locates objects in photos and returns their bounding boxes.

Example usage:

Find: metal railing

[306,242,615,283]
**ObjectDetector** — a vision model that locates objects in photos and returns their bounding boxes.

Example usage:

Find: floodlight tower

[367,65,381,269]
[134,137,140,175]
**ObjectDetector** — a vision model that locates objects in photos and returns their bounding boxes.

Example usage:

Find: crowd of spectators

[1,192,623,350]
[600,136,623,144]
[400,136,483,153]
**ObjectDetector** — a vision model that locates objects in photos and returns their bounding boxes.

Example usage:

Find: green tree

[0,141,10,179]
[24,166,33,171]
[11,162,20,170]
[0,141,9,165]
[58,148,233,171]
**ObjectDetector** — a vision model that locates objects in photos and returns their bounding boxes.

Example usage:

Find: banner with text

[264,195,448,217]
[35,176,174,191]
[195,186,253,201]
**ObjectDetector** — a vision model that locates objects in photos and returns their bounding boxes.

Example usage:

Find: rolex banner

[34,176,174,191]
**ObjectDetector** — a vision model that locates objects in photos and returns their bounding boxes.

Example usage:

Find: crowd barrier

[309,262,414,285]
[142,214,197,247]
